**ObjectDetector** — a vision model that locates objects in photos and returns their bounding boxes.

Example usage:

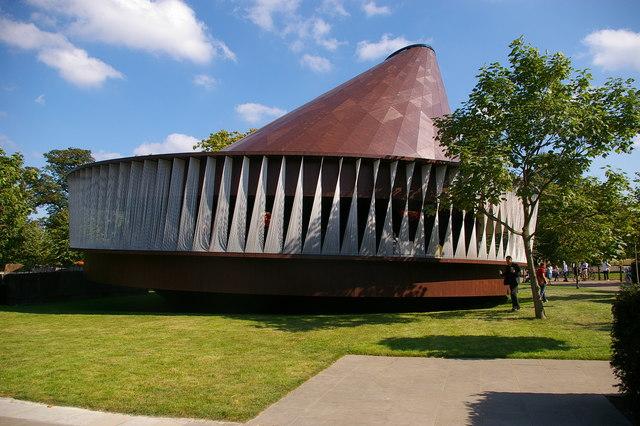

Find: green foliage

[0,148,40,268]
[435,37,640,318]
[194,129,257,152]
[611,284,640,406]
[1,147,91,269]
[39,148,93,213]
[536,170,640,263]
[436,37,640,213]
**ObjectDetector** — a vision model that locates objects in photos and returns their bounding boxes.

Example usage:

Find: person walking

[536,261,549,302]
[553,265,559,282]
[562,261,569,282]
[602,260,611,281]
[500,255,521,311]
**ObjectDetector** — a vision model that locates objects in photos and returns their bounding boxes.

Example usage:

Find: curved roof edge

[385,43,434,60]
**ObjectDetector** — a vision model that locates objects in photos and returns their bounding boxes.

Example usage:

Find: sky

[0,0,639,179]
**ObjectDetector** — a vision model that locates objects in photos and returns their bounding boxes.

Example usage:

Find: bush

[611,284,640,406]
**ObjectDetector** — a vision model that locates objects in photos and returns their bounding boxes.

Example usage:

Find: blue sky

[0,0,639,178]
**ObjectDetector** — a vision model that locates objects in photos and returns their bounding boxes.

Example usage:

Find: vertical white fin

[303,159,323,254]
[427,165,447,257]
[192,157,216,251]
[284,158,304,254]
[227,157,250,253]
[359,159,379,256]
[341,158,361,255]
[264,157,287,253]
[246,157,268,253]
[377,161,398,256]
[114,162,130,249]
[162,158,185,251]
[177,157,200,251]
[413,164,431,256]
[210,156,233,252]
[454,210,467,258]
[322,158,343,255]
[398,162,415,255]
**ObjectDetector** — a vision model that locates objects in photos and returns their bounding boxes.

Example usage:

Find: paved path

[249,356,629,425]
[0,356,629,426]
[0,399,238,426]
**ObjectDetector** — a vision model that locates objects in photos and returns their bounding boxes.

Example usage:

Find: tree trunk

[522,231,546,319]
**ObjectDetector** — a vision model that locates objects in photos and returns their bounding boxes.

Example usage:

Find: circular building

[68,45,527,299]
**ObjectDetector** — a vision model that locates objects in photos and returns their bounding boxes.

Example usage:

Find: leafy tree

[37,148,94,266]
[0,148,40,268]
[194,129,257,152]
[38,148,94,213]
[435,38,640,318]
[535,171,640,280]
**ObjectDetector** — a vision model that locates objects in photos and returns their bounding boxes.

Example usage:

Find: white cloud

[583,29,640,72]
[236,102,286,124]
[362,1,391,17]
[247,0,299,32]
[133,133,200,156]
[300,54,332,73]
[93,150,122,161]
[193,74,217,90]
[247,1,343,54]
[34,94,46,105]
[318,0,349,17]
[0,17,123,87]
[26,0,235,63]
[356,34,413,61]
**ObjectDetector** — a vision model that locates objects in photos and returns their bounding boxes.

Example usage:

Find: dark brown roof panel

[224,45,454,162]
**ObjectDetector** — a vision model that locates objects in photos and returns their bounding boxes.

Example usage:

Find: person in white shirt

[562,261,569,282]
[602,261,611,281]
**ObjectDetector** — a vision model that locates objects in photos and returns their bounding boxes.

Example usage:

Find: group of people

[499,256,613,311]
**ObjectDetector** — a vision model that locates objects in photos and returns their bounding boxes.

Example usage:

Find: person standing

[536,261,549,302]
[501,256,521,311]
[562,261,569,282]
[553,265,559,282]
[602,260,611,281]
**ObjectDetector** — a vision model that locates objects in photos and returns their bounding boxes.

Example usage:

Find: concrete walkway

[0,356,629,426]
[249,356,628,425]
[0,399,238,426]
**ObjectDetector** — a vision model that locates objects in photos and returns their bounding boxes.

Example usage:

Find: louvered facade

[69,45,530,299]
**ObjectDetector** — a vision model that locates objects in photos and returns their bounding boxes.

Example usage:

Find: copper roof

[224,45,453,161]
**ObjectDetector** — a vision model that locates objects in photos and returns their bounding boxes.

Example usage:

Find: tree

[0,148,40,268]
[434,38,640,319]
[37,148,94,266]
[535,171,640,282]
[194,129,257,152]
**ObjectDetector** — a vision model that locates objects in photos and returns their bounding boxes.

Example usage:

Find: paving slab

[1,356,630,426]
[0,398,239,426]
[248,355,629,426]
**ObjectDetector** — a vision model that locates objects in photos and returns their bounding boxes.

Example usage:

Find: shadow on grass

[465,392,628,425]
[0,291,507,317]
[378,335,572,357]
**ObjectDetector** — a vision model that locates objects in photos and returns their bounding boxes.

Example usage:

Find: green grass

[0,284,616,421]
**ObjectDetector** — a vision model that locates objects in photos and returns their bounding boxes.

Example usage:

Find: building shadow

[378,335,571,357]
[464,392,629,425]
[0,290,507,318]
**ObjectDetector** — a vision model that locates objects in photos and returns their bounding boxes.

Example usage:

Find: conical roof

[224,44,453,161]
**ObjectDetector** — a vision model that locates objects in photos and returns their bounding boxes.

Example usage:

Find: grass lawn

[0,284,616,422]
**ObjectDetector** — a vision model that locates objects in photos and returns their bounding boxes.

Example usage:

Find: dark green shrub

[611,284,640,406]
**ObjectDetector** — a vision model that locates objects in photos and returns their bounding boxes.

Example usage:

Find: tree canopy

[535,170,640,265]
[435,37,640,318]
[194,129,257,152]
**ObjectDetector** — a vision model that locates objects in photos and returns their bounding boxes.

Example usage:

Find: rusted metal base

[84,251,508,299]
